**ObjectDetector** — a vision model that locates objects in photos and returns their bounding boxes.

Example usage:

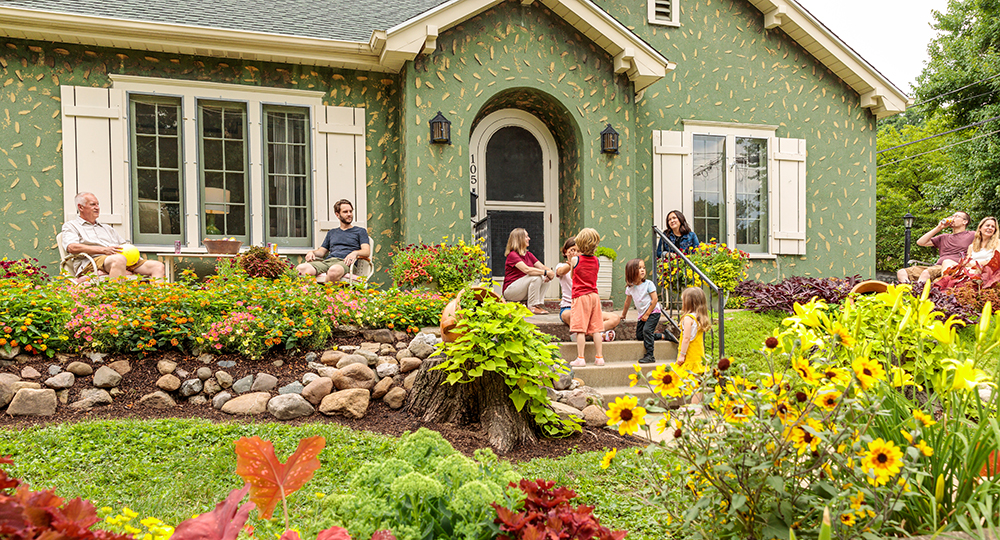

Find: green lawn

[0,419,664,540]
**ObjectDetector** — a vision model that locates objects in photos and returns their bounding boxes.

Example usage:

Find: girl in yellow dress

[678,287,710,374]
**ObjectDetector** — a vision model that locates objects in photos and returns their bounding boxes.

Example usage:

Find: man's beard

[338,214,352,225]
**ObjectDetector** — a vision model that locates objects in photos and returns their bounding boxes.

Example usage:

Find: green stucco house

[0,0,909,289]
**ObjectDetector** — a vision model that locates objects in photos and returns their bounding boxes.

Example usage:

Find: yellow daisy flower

[815,389,840,410]
[721,398,755,424]
[601,448,617,469]
[862,438,904,486]
[852,357,886,390]
[915,440,933,457]
[771,399,800,424]
[792,357,823,386]
[829,322,856,348]
[606,396,647,435]
[913,408,937,427]
[822,366,852,387]
[839,513,856,526]
[784,417,824,455]
[651,364,687,398]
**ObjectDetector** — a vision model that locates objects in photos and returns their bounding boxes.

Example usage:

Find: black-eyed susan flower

[651,364,686,398]
[839,513,857,526]
[862,438,904,486]
[829,322,856,348]
[600,448,617,469]
[852,357,885,390]
[816,389,840,410]
[784,417,824,455]
[822,366,852,387]
[792,357,822,386]
[721,398,755,424]
[606,396,647,435]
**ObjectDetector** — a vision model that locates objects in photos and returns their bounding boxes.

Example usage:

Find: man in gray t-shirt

[296,199,370,283]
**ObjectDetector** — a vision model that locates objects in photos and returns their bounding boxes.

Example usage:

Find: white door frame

[470,109,559,282]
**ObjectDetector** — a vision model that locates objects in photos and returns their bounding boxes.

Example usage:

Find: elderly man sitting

[61,192,165,279]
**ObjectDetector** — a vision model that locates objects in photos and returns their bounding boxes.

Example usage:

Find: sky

[795,0,952,94]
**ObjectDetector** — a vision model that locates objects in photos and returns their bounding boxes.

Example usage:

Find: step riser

[569,362,669,388]
[558,341,677,363]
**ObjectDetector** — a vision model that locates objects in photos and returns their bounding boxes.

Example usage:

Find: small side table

[155,253,238,283]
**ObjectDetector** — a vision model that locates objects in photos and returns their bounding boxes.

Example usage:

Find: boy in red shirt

[570,228,605,367]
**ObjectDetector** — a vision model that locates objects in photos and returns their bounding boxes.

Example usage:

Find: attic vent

[653,0,671,21]
[648,0,678,26]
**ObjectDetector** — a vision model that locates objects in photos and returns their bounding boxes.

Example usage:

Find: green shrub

[0,280,72,357]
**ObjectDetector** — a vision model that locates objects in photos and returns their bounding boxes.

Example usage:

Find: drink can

[174,240,182,254]
[268,243,277,255]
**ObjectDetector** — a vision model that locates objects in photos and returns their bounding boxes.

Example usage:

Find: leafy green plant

[431,294,582,438]
[594,246,617,262]
[389,238,490,294]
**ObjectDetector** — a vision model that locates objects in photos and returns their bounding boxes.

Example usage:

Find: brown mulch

[0,345,643,462]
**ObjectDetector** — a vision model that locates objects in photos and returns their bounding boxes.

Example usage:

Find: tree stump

[407,356,538,455]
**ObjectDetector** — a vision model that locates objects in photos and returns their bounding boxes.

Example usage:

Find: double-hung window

[60,76,366,253]
[652,121,807,256]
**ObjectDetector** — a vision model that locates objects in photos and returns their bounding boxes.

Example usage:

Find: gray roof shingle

[2,0,451,42]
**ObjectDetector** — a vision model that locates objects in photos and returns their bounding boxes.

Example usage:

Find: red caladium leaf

[171,484,255,540]
[278,530,301,540]
[316,526,353,540]
[0,457,19,491]
[368,530,397,540]
[234,436,326,520]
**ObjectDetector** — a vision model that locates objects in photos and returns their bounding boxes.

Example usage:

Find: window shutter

[770,137,807,255]
[315,106,367,235]
[652,130,692,232]
[60,86,127,231]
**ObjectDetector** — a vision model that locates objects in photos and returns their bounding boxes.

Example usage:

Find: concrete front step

[569,359,671,388]
[557,340,677,364]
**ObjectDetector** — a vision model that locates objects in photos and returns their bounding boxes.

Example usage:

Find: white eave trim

[0,6,388,72]
[381,0,671,91]
[748,0,913,118]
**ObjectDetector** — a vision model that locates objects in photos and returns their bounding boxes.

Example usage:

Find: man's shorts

[570,293,603,334]
[308,258,371,276]
[903,265,943,282]
[83,254,147,275]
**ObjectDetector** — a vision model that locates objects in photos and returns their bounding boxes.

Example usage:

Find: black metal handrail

[651,226,726,359]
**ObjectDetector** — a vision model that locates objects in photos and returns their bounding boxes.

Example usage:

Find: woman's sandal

[529,306,549,315]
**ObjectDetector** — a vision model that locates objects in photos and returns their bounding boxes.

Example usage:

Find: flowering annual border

[658,241,749,295]
[389,238,490,294]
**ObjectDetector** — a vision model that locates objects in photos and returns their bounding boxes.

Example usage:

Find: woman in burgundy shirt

[502,228,554,315]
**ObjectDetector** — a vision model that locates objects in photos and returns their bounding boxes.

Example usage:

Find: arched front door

[470,109,558,281]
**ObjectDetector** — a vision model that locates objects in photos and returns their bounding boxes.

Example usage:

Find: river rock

[139,391,176,409]
[197,367,213,380]
[67,362,94,376]
[319,389,370,418]
[408,341,436,360]
[336,354,367,369]
[44,372,75,389]
[301,377,333,405]
[197,353,215,364]
[338,363,377,390]
[355,348,378,364]
[376,363,399,379]
[232,375,253,394]
[203,379,222,396]
[384,387,407,409]
[20,366,41,380]
[215,371,233,388]
[93,366,122,388]
[404,371,418,391]
[582,405,609,427]
[372,377,393,400]
[0,346,19,360]
[108,360,132,376]
[157,374,181,392]
[7,388,57,416]
[400,357,422,373]
[279,381,304,395]
[48,365,63,376]
[213,391,232,410]
[320,350,344,366]
[157,360,177,375]
[551,401,584,422]
[302,372,319,385]
[251,373,278,393]
[221,392,271,415]
[267,394,315,420]
[80,388,113,405]
[179,379,203,397]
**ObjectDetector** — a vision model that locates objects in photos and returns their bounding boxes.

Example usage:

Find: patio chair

[56,232,106,284]
[315,235,374,287]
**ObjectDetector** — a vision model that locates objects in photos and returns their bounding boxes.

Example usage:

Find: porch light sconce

[600,124,619,154]
[429,111,451,144]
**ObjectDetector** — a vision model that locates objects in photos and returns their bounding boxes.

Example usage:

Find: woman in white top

[944,216,998,272]
[556,238,621,340]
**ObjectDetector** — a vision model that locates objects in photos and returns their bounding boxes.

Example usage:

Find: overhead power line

[877,127,1000,168]
[876,114,1000,154]
[908,72,1000,108]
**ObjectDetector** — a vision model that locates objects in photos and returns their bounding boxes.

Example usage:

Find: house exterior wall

[0,37,402,276]
[598,0,877,282]
[397,0,637,290]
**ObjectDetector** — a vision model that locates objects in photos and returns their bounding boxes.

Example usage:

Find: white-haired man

[61,192,165,279]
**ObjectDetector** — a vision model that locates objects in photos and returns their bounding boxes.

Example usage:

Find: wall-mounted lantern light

[429,111,451,144]
[600,124,619,154]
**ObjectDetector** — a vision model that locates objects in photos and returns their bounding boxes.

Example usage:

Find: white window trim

[647,0,680,27]
[61,75,366,255]
[682,120,776,255]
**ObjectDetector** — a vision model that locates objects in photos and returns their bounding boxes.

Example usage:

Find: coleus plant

[934,250,1000,291]
[491,478,626,540]
[170,436,396,540]
[0,456,132,540]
